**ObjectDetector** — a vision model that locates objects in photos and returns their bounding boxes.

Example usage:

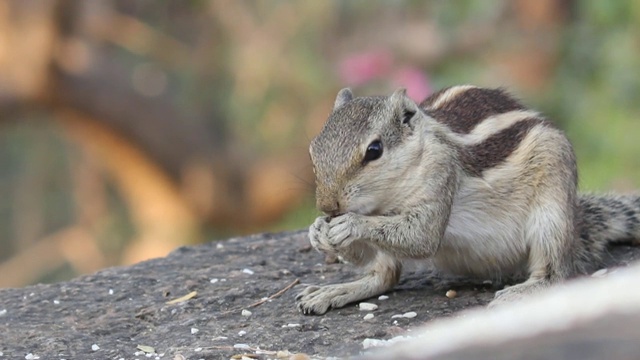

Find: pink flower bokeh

[391,67,432,102]
[338,50,432,101]
[338,50,393,86]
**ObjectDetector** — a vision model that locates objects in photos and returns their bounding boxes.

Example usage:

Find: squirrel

[296,85,640,315]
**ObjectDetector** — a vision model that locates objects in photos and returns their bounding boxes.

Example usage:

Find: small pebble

[238,330,247,336]
[482,280,492,285]
[210,278,219,284]
[362,338,387,349]
[0,309,7,316]
[403,311,417,318]
[233,344,250,349]
[191,328,199,334]
[242,268,254,275]
[91,344,100,351]
[378,295,389,300]
[216,243,224,249]
[358,302,378,311]
[241,309,252,317]
[445,290,457,299]
[194,347,202,352]
[363,313,374,320]
[591,268,608,278]
[25,354,40,360]
[109,289,114,295]
[287,323,301,328]
[53,300,60,305]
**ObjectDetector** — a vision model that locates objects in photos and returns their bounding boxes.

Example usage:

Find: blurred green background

[0,0,639,287]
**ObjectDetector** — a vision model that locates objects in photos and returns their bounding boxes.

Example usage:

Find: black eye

[402,109,416,124]
[363,140,383,163]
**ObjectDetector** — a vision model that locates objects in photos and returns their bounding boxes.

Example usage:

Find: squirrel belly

[434,175,530,279]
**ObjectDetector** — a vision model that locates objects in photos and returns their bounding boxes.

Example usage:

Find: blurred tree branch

[0,0,313,282]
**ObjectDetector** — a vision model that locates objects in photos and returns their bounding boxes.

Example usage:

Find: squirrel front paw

[327,213,364,247]
[309,214,364,253]
[309,216,333,254]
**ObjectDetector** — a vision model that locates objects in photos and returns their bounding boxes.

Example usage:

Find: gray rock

[364,262,640,360]
[0,230,638,359]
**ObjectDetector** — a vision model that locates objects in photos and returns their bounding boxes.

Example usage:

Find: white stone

[363,313,375,320]
[358,302,378,311]
[241,309,252,317]
[362,338,388,349]
[378,295,389,300]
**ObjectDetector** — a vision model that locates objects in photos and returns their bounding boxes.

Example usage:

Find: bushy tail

[576,193,640,271]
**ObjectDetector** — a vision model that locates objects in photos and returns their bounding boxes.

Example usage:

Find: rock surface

[364,261,640,360]
[0,230,638,359]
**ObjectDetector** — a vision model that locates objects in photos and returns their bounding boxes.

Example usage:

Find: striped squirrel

[296,85,640,315]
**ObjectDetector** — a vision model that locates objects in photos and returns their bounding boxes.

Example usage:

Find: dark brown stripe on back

[459,118,547,176]
[421,87,526,134]
[419,87,452,108]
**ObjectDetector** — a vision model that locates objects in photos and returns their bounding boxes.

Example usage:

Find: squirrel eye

[402,109,416,124]
[363,140,383,163]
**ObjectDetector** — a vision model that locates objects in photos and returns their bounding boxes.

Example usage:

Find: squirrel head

[310,88,431,216]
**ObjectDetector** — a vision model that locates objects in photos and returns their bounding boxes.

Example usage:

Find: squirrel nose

[318,200,342,217]
[327,209,342,217]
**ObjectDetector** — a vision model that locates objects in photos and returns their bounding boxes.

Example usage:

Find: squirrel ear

[390,88,419,126]
[334,88,354,110]
[390,88,408,103]
[389,88,411,111]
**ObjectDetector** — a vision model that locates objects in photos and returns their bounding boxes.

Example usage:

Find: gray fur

[297,85,640,315]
